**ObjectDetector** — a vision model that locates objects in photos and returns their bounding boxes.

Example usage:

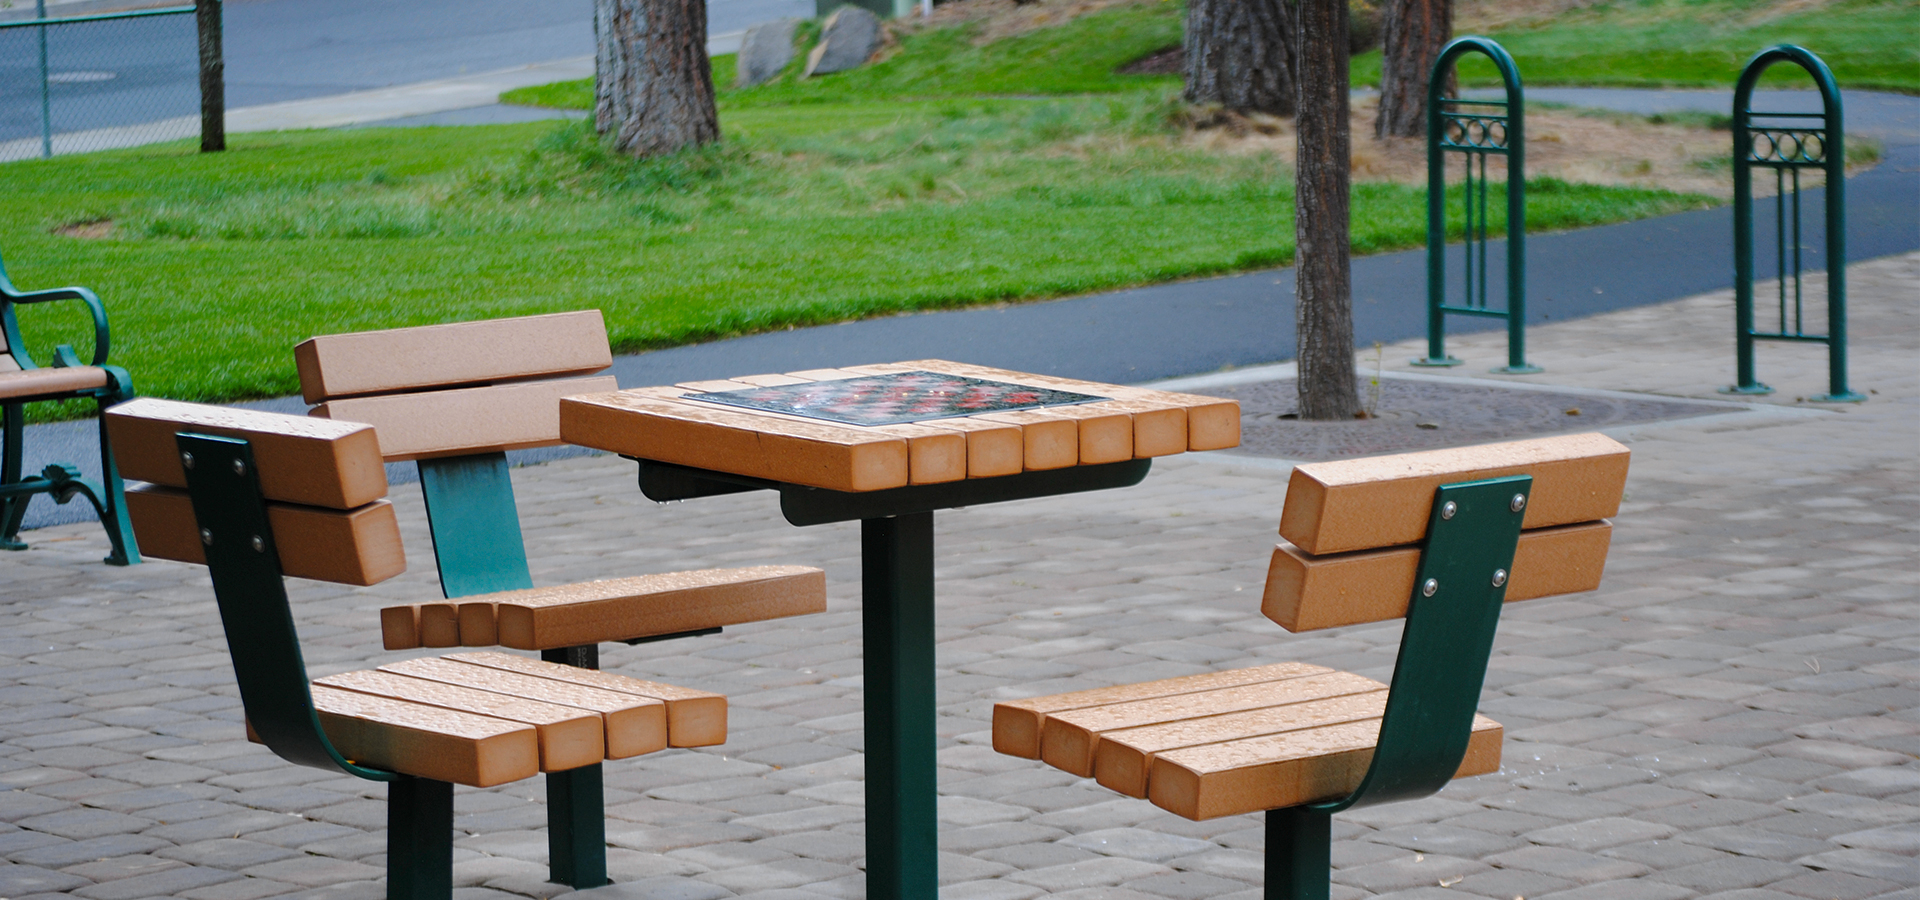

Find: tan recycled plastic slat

[730,373,813,387]
[294,310,613,404]
[782,363,1096,470]
[803,366,1025,478]
[418,604,460,648]
[1040,671,1383,776]
[1093,690,1389,798]
[1146,714,1503,820]
[382,606,421,651]
[888,359,1242,453]
[124,484,405,586]
[845,361,1153,461]
[448,651,726,748]
[489,566,826,650]
[559,390,908,492]
[459,602,499,646]
[308,684,539,787]
[1279,433,1630,555]
[106,398,386,509]
[971,408,1079,470]
[991,661,1329,759]
[314,669,604,772]
[652,386,964,485]
[1262,520,1615,632]
[315,375,619,462]
[377,657,668,758]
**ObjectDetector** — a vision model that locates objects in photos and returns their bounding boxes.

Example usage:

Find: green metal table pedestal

[634,458,1154,899]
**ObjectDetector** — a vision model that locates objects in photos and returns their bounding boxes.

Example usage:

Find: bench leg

[541,645,609,888]
[1267,806,1331,900]
[388,775,453,900]
[1,403,26,550]
[92,396,137,565]
[862,512,938,900]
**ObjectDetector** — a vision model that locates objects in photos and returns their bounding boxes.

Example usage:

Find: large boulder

[736,18,801,87]
[804,6,882,78]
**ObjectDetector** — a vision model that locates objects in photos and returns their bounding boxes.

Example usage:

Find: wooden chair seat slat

[314,669,606,772]
[448,650,729,748]
[992,661,1329,759]
[377,657,671,759]
[308,684,540,788]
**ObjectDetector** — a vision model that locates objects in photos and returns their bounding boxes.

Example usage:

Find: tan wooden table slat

[314,670,605,772]
[883,359,1242,452]
[992,661,1330,759]
[1261,520,1614,631]
[125,484,405,586]
[559,389,910,492]
[309,684,539,787]
[447,651,727,748]
[1147,714,1503,820]
[377,657,668,758]
[656,385,965,485]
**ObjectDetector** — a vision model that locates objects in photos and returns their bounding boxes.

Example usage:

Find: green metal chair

[0,248,138,565]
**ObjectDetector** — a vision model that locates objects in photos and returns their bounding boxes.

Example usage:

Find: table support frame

[862,512,938,900]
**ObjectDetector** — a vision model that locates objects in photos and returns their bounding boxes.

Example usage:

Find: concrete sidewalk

[0,253,1912,899]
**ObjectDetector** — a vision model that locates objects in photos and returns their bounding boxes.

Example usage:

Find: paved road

[0,0,810,143]
[11,89,1918,532]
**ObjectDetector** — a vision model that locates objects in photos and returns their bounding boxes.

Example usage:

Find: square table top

[558,360,1242,493]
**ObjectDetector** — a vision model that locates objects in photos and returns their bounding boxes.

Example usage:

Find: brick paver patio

[0,253,1913,900]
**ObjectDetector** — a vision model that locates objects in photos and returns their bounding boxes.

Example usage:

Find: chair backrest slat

[108,397,388,509]
[294,310,612,404]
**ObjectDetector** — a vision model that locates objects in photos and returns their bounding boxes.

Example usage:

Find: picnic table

[558,360,1241,899]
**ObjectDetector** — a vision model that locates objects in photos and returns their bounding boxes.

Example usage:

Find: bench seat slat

[1262,520,1614,631]
[992,661,1330,759]
[1280,433,1630,555]
[1147,715,1503,821]
[314,375,619,462]
[377,657,668,759]
[125,484,404,586]
[378,566,828,651]
[294,310,613,403]
[1040,671,1384,777]
[448,651,728,748]
[308,684,539,788]
[314,670,605,772]
[0,366,110,399]
[106,398,387,509]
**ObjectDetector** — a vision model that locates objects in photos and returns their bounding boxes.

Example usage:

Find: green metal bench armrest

[1313,474,1530,814]
[1,283,114,368]
[177,431,392,784]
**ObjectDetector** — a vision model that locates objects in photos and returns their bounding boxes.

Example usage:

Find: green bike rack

[1413,37,1538,374]
[1727,46,1861,402]
[1265,474,1531,900]
[176,432,453,899]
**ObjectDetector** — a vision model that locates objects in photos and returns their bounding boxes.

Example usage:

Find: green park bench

[0,249,137,564]
[993,433,1631,900]
[287,310,827,888]
[104,397,827,899]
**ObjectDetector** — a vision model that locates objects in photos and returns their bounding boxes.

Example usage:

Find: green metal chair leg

[540,645,608,888]
[1267,807,1332,900]
[387,775,453,900]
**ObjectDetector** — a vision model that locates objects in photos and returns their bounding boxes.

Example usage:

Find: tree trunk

[1184,0,1297,116]
[1374,0,1451,139]
[1294,0,1359,421]
[594,0,719,157]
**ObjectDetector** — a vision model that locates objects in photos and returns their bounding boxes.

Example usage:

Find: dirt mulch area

[899,0,1160,45]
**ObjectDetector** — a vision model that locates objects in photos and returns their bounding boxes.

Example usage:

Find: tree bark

[1294,0,1359,421]
[1374,0,1452,139]
[1183,0,1297,116]
[594,0,720,157]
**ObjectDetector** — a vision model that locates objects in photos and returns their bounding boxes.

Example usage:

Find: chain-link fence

[0,4,202,162]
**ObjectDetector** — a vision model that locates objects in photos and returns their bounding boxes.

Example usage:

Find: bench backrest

[105,398,406,781]
[1261,432,1628,810]
[295,311,617,598]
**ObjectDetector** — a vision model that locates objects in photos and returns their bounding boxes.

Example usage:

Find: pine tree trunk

[594,0,720,157]
[1374,0,1452,139]
[1294,0,1359,421]
[1183,0,1297,116]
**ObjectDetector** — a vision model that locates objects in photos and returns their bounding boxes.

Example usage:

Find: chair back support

[105,398,408,782]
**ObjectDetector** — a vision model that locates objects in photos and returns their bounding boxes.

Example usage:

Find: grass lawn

[2,1,1721,413]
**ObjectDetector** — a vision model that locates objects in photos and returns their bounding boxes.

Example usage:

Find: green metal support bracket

[862,512,938,900]
[388,775,453,900]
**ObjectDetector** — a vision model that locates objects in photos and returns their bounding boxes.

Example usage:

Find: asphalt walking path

[0,251,1912,900]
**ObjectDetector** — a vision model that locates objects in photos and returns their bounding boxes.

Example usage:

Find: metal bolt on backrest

[1510,494,1527,512]
[251,535,265,553]
[181,452,195,470]
[1440,501,1457,520]
[233,459,246,476]
[1422,578,1439,597]
[199,527,212,546]
[1492,569,1508,587]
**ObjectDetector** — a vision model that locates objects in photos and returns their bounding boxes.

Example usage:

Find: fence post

[197,0,224,152]
[1726,45,1860,402]
[1412,37,1537,374]
[35,0,51,158]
